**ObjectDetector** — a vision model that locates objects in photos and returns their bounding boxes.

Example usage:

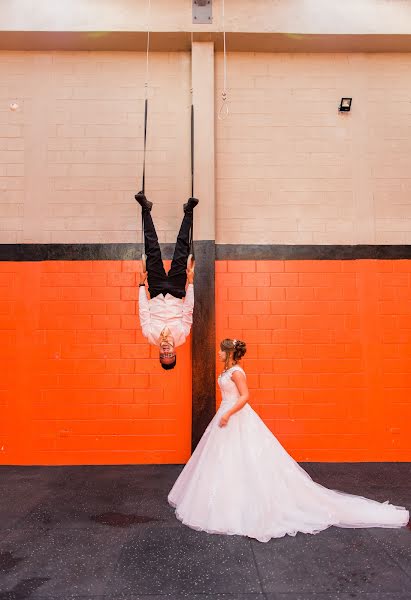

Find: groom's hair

[160,356,177,370]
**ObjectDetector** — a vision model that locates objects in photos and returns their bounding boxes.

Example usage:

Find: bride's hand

[219,412,230,428]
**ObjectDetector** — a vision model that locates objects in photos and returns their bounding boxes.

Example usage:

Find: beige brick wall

[216,52,411,245]
[0,51,191,244]
[2,50,411,246]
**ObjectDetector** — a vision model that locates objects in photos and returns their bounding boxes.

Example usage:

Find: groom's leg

[167,211,193,298]
[142,209,167,297]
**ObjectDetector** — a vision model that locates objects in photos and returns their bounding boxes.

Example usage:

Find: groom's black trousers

[143,209,193,299]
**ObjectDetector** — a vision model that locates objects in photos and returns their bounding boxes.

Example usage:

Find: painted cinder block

[0,261,192,465]
[217,260,411,461]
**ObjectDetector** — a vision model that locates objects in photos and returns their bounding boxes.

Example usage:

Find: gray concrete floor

[0,463,410,600]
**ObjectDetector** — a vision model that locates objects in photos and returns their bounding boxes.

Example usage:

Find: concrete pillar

[190,41,216,451]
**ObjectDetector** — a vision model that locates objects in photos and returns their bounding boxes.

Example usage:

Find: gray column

[191,42,216,451]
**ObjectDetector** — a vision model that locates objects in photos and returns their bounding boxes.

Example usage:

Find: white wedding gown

[168,365,409,543]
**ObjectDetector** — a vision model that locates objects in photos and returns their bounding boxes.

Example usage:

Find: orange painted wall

[0,260,192,465]
[216,260,411,462]
[2,258,411,465]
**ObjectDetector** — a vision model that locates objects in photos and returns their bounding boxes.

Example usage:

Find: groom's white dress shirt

[138,283,194,347]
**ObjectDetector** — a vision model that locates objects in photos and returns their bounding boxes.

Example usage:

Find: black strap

[191,104,194,198]
[142,98,148,194]
[139,98,148,252]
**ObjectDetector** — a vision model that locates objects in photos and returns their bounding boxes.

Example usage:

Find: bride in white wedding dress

[168,338,410,543]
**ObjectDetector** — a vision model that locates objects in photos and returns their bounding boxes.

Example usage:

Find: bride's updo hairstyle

[220,338,247,369]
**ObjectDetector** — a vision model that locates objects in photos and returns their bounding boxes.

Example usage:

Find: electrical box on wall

[193,0,212,24]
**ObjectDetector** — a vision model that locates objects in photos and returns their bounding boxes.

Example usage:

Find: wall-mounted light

[339,97,352,112]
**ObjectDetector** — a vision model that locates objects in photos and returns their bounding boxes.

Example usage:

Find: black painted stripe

[216,244,411,260]
[0,243,173,261]
[2,243,411,261]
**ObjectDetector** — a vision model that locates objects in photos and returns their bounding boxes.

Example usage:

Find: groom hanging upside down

[135,191,199,370]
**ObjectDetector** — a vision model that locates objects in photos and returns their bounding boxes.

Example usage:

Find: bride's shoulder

[218,364,246,379]
[230,364,246,377]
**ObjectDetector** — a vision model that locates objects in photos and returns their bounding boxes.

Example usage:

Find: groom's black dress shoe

[135,191,153,212]
[183,197,199,213]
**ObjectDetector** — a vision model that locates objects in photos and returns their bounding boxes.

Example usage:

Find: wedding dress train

[168,365,409,543]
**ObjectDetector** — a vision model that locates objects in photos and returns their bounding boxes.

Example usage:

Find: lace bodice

[218,365,246,403]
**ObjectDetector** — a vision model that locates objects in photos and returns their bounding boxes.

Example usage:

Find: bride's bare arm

[225,371,249,417]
